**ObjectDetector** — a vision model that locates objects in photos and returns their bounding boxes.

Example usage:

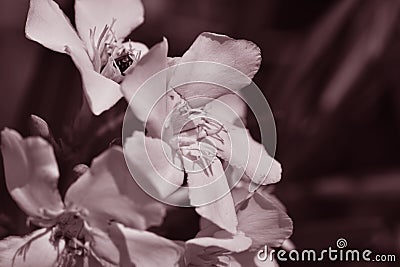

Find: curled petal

[91,223,183,267]
[0,229,61,267]
[25,0,84,54]
[188,161,238,234]
[75,0,144,56]
[124,131,184,199]
[236,192,293,249]
[65,146,166,232]
[66,46,123,115]
[1,128,64,218]
[216,124,282,190]
[169,32,261,107]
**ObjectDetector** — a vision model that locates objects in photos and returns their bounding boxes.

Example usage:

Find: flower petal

[1,128,64,218]
[169,32,261,107]
[216,124,282,190]
[86,229,120,266]
[189,230,251,253]
[91,223,183,267]
[65,146,166,232]
[79,69,123,116]
[66,46,123,115]
[26,0,123,115]
[121,38,180,137]
[236,191,293,249]
[121,38,167,121]
[111,223,184,267]
[188,160,238,233]
[0,229,61,267]
[25,0,84,54]
[75,0,144,56]
[124,131,184,200]
[185,230,251,266]
[204,93,248,127]
[228,181,251,206]
[232,251,279,267]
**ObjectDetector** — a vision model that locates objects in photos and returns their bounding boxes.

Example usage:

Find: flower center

[164,102,225,173]
[15,211,88,267]
[51,212,86,267]
[112,47,141,74]
[89,19,142,82]
[52,211,85,243]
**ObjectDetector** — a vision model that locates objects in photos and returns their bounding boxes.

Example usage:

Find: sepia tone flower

[182,188,292,267]
[0,128,182,266]
[25,0,148,115]
[121,32,282,234]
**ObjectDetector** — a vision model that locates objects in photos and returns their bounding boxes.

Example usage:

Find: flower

[0,128,182,266]
[121,32,282,234]
[182,188,293,267]
[25,0,148,115]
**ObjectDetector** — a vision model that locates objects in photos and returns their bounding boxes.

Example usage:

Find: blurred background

[1,0,400,266]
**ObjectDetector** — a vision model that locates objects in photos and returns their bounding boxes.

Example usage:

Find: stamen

[12,228,52,266]
[89,27,96,54]
[96,18,116,50]
[89,18,119,73]
[96,25,109,51]
[52,212,88,267]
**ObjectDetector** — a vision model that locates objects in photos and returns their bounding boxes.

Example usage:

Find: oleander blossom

[25,0,148,115]
[0,128,182,266]
[121,32,282,235]
[2,0,295,266]
[182,187,293,267]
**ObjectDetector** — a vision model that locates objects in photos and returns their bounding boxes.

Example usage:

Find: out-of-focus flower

[0,128,182,266]
[182,189,293,266]
[25,0,148,115]
[121,32,282,233]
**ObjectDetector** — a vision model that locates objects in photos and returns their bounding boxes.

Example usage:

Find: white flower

[0,128,182,266]
[25,0,148,115]
[121,33,282,234]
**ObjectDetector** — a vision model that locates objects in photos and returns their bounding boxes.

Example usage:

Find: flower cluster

[0,0,293,266]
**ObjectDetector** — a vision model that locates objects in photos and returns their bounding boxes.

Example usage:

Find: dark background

[1,0,400,266]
